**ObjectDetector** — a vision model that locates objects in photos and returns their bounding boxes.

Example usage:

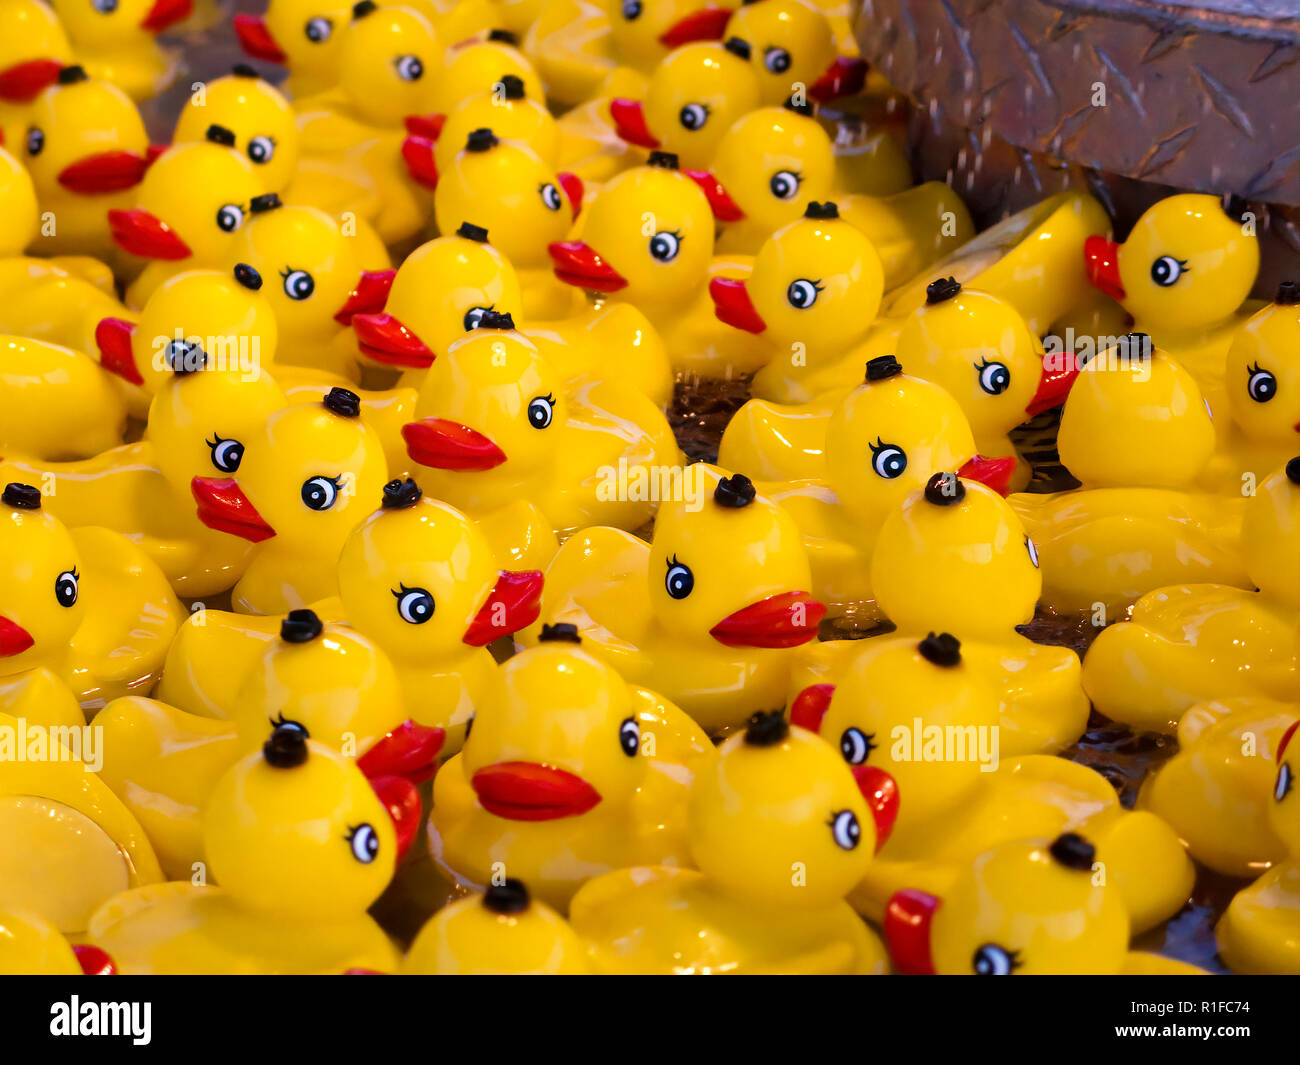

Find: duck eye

[206,435,244,473]
[539,183,562,211]
[829,809,860,850]
[247,136,275,164]
[301,475,341,511]
[166,338,205,373]
[679,103,709,131]
[664,556,693,600]
[1276,762,1294,803]
[1025,535,1040,568]
[305,16,332,42]
[839,727,875,766]
[281,268,315,301]
[975,358,1011,395]
[619,716,640,757]
[25,127,43,157]
[621,0,642,19]
[216,203,244,233]
[649,230,681,262]
[786,278,821,309]
[764,47,792,74]
[769,170,800,200]
[463,305,491,331]
[393,584,434,624]
[527,394,555,429]
[54,569,78,608]
[1246,363,1277,403]
[346,823,379,864]
[268,713,307,735]
[92,0,118,12]
[867,437,907,479]
[972,943,1019,975]
[395,55,424,81]
[1150,255,1186,287]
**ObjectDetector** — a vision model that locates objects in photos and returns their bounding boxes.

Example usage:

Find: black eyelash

[391,582,415,599]
[205,433,224,449]
[344,824,362,842]
[70,566,79,580]
[542,392,556,405]
[666,553,681,568]
[866,436,887,455]
[1176,257,1190,271]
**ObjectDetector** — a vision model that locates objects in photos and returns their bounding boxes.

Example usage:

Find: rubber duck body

[428,632,715,911]
[570,712,891,974]
[525,468,826,734]
[52,0,190,100]
[1082,457,1300,734]
[87,727,411,974]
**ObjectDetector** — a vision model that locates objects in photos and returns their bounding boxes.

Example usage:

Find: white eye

[1025,536,1040,568]
[527,395,555,429]
[1276,763,1293,803]
[764,47,791,74]
[621,0,642,18]
[1150,255,1186,287]
[54,569,78,608]
[93,0,118,12]
[679,103,708,131]
[1247,364,1277,403]
[25,127,43,156]
[207,435,244,473]
[463,306,490,331]
[868,438,907,479]
[394,585,434,624]
[786,278,821,309]
[839,727,874,766]
[166,338,204,372]
[247,136,275,164]
[395,55,424,81]
[664,556,693,599]
[973,944,1019,975]
[649,230,680,262]
[769,170,800,200]
[281,268,315,301]
[830,809,860,851]
[216,203,244,233]
[305,16,332,42]
[347,823,379,864]
[539,183,562,211]
[301,476,340,511]
[619,717,639,756]
[976,359,1011,395]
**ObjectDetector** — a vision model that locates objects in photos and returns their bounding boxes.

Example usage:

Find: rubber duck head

[191,386,388,552]
[824,357,1016,526]
[1056,334,1214,489]
[0,1,70,106]
[402,318,563,481]
[203,725,415,922]
[353,223,521,370]
[871,473,1041,639]
[688,711,881,909]
[549,155,713,308]
[432,130,582,268]
[108,129,258,264]
[0,148,38,255]
[0,908,107,975]
[724,0,866,105]
[234,1,347,75]
[648,467,826,648]
[608,0,734,73]
[885,833,1129,975]
[173,66,299,196]
[1242,457,1300,610]
[461,633,659,819]
[896,279,1073,444]
[53,0,193,49]
[334,1,440,129]
[1084,193,1260,331]
[0,484,83,677]
[608,39,761,169]
[709,201,882,355]
[404,878,591,974]
[429,29,542,115]
[96,264,279,394]
[1270,715,1299,858]
[1224,282,1300,450]
[20,66,152,200]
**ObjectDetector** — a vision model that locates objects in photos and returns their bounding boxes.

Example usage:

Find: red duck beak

[854,765,899,850]
[402,418,506,471]
[404,113,445,140]
[471,762,602,821]
[549,240,627,293]
[94,317,141,386]
[0,58,63,102]
[401,135,439,189]
[58,151,151,194]
[190,477,276,542]
[809,56,869,102]
[558,172,584,221]
[659,6,731,48]
[956,454,1017,496]
[685,169,745,222]
[1083,235,1125,301]
[709,276,766,333]
[108,208,192,260]
[233,14,287,64]
[789,683,835,733]
[1025,361,1080,417]
[710,591,825,648]
[463,570,545,646]
[357,719,446,786]
[368,774,420,862]
[353,312,434,367]
[72,944,117,976]
[334,269,396,326]
[0,616,35,658]
[884,888,940,974]
[141,0,193,33]
[608,98,659,149]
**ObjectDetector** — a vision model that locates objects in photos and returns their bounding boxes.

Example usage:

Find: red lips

[404,114,445,140]
[190,477,276,542]
[141,0,193,33]
[1025,360,1080,417]
[956,454,1018,497]
[658,6,731,48]
[357,719,446,785]
[108,208,192,260]
[0,615,35,658]
[709,591,825,648]
[883,888,940,974]
[71,944,117,976]
[789,683,835,733]
[463,570,545,646]
[58,151,151,194]
[1083,235,1125,302]
[808,56,869,102]
[0,58,63,103]
[353,312,435,368]
[471,761,602,821]
[608,98,659,149]
[853,764,899,850]
[402,418,507,471]
[94,317,141,386]
[548,240,628,293]
[401,135,439,189]
[367,774,421,862]
[685,170,745,222]
[558,172,584,222]
[709,276,766,333]
[233,14,287,64]
[333,269,396,326]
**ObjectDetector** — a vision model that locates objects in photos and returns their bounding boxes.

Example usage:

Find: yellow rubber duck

[525,468,825,734]
[606,0,736,75]
[0,0,70,149]
[429,626,714,910]
[520,0,618,111]
[50,0,190,100]
[569,711,890,974]
[0,908,116,974]
[884,834,1205,975]
[1011,334,1250,617]
[404,879,593,974]
[548,152,757,378]
[425,27,543,114]
[0,258,128,375]
[724,0,867,105]
[0,148,37,255]
[87,726,411,974]
[234,1,350,97]
[1082,457,1299,734]
[787,629,1192,933]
